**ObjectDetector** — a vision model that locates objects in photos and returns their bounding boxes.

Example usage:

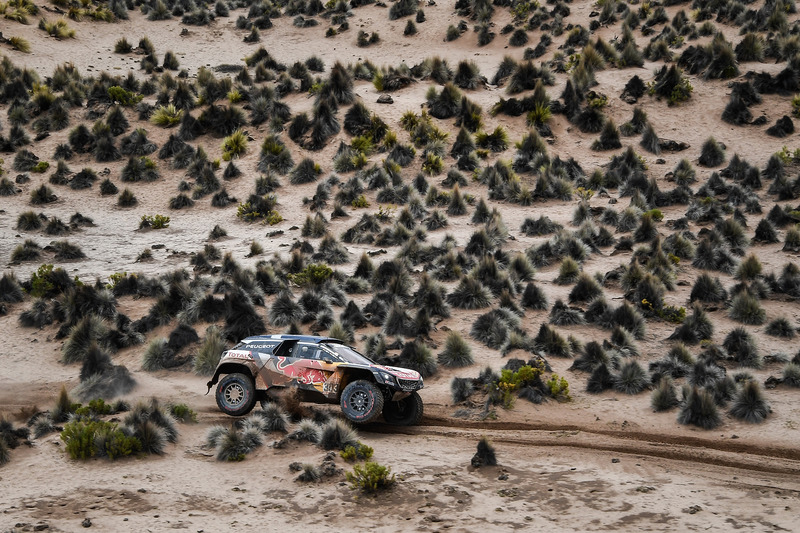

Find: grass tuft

[678,386,721,429]
[729,380,769,423]
[438,331,474,367]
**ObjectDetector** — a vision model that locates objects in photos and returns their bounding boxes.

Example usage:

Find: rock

[658,139,690,152]
[611,458,620,463]
[81,518,92,528]
[377,94,393,104]
[34,524,50,531]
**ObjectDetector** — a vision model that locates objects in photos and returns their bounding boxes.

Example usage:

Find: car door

[258,339,301,388]
[290,343,341,395]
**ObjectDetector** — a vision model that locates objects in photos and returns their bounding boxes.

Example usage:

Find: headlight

[379,372,396,385]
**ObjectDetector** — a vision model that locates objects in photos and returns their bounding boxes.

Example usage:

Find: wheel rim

[350,390,370,413]
[224,383,245,407]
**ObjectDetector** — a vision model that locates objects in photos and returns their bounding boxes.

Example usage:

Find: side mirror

[322,357,334,364]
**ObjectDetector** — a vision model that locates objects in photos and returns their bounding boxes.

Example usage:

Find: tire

[382,391,423,426]
[216,373,256,417]
[340,380,384,424]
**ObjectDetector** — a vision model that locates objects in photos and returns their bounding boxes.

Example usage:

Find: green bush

[31,161,49,173]
[170,403,198,423]
[222,129,248,161]
[73,398,114,418]
[151,104,183,127]
[351,195,369,208]
[108,86,143,106]
[496,363,545,407]
[422,153,443,175]
[340,442,374,462]
[139,214,170,229]
[346,461,395,493]
[61,419,141,460]
[287,263,333,286]
[546,374,571,401]
[29,264,55,297]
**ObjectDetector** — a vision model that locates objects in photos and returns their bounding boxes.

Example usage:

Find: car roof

[240,335,344,344]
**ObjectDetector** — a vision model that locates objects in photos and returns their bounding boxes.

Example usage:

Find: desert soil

[2,0,800,531]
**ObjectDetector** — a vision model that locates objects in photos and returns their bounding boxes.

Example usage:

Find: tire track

[365,411,800,476]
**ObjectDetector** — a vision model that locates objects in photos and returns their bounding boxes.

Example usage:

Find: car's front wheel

[216,373,256,416]
[340,380,384,424]
[383,391,423,426]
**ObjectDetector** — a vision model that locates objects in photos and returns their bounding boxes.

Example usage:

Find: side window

[274,340,298,358]
[297,344,320,360]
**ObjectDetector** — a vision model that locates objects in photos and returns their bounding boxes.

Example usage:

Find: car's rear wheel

[382,391,423,426]
[340,380,384,424]
[216,373,256,416]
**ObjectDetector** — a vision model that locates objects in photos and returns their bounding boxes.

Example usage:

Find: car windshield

[323,343,375,365]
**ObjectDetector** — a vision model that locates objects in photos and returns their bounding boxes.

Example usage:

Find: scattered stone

[683,505,702,514]
[377,94,393,104]
[288,462,303,472]
[611,458,620,463]
[658,139,690,152]
[81,518,91,528]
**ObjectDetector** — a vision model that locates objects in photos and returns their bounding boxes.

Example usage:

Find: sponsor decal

[376,365,421,380]
[225,350,254,360]
[274,357,328,384]
[242,343,279,351]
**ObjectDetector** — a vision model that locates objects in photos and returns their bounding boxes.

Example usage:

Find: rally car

[206,335,424,425]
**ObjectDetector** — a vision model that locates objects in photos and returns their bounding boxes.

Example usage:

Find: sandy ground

[2,0,800,531]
